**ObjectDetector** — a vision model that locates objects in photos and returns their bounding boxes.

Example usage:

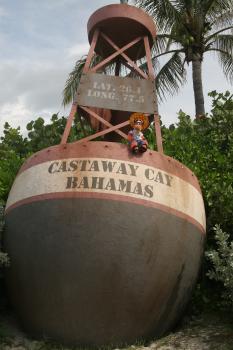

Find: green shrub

[163,91,233,236]
[0,252,9,268]
[131,92,233,244]
[206,225,233,306]
[0,205,9,268]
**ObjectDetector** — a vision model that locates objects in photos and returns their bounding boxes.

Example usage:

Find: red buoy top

[87,4,156,61]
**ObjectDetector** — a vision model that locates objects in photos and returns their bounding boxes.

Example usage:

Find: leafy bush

[206,225,233,306]
[0,205,9,268]
[0,253,9,268]
[162,91,233,236]
[0,113,93,203]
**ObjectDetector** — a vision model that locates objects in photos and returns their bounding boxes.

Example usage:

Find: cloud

[0,37,94,135]
[0,0,232,138]
[1,51,232,136]
[67,43,90,58]
[0,6,8,18]
[0,101,35,131]
[0,58,72,135]
[0,0,115,130]
[0,0,118,136]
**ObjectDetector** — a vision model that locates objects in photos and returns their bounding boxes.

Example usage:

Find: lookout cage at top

[4,4,206,348]
[61,3,163,151]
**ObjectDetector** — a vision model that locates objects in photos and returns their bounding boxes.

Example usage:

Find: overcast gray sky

[0,0,232,137]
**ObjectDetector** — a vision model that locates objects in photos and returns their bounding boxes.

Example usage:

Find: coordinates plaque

[76,73,157,114]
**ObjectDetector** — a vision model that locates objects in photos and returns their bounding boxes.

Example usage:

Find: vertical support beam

[154,113,163,153]
[83,29,100,73]
[144,35,164,154]
[61,29,99,144]
[115,59,121,76]
[61,103,78,144]
[144,36,154,80]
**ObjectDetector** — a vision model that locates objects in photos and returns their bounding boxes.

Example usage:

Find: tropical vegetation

[0,90,232,261]
[62,0,233,118]
[206,224,233,307]
[163,90,233,235]
[136,0,233,116]
[0,114,92,204]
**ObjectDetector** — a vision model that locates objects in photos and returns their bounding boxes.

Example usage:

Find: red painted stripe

[5,192,206,234]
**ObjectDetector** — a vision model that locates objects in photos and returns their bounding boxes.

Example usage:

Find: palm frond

[150,34,183,59]
[137,55,160,76]
[204,0,233,21]
[207,33,233,53]
[150,34,171,58]
[136,0,183,33]
[210,10,233,30]
[62,54,116,106]
[218,50,233,82]
[206,34,233,81]
[165,35,174,51]
[207,47,233,82]
[62,56,87,106]
[154,34,170,53]
[155,52,187,101]
[172,0,196,14]
[205,29,233,48]
[155,49,185,59]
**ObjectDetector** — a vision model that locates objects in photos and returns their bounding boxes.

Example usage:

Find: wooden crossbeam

[90,35,142,73]
[100,32,149,80]
[121,60,139,77]
[75,119,130,144]
[80,106,128,140]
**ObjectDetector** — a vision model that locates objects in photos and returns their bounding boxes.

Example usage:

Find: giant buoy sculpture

[4,4,206,347]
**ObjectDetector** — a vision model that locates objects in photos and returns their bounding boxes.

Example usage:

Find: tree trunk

[192,58,205,118]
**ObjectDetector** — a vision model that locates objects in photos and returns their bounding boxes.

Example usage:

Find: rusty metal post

[61,103,78,144]
[144,36,154,80]
[61,29,100,144]
[115,59,121,76]
[83,29,100,73]
[144,35,164,153]
[154,113,163,153]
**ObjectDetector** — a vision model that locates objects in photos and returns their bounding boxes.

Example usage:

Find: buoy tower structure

[4,4,206,347]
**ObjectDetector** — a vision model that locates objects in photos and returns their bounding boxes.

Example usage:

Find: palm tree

[63,1,233,118]
[136,0,233,117]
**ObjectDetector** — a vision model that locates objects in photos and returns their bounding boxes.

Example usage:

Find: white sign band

[6,158,206,230]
